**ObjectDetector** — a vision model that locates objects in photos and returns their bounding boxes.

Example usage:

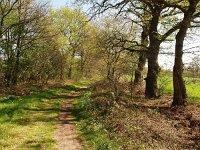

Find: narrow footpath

[55,91,82,150]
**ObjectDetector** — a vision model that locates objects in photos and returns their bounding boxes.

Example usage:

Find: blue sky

[49,0,71,9]
[49,0,90,11]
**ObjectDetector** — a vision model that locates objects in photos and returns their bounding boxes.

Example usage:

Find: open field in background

[0,85,80,149]
[158,74,200,103]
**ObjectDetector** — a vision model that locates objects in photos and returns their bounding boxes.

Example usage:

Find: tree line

[76,0,200,106]
[0,0,98,86]
[1,0,200,107]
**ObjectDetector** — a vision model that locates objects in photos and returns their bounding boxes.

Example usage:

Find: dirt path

[55,91,82,150]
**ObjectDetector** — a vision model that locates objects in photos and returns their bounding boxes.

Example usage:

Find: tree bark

[172,0,199,106]
[172,43,187,106]
[4,29,13,86]
[134,4,149,86]
[68,49,76,79]
[11,0,22,85]
[68,66,72,79]
[145,42,161,98]
[12,29,21,85]
[134,29,148,86]
[134,53,146,85]
[145,7,161,99]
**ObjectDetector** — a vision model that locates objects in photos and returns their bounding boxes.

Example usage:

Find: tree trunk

[145,42,160,98]
[12,33,21,85]
[11,1,22,85]
[134,53,146,85]
[80,51,85,78]
[172,44,187,106]
[172,0,199,106]
[4,29,13,87]
[134,4,149,86]
[145,7,161,99]
[68,49,76,79]
[68,66,72,79]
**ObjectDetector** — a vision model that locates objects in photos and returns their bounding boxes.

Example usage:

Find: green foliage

[0,2,99,86]
[0,0,63,86]
[158,72,172,95]
[50,7,99,80]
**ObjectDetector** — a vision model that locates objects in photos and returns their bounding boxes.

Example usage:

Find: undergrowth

[73,89,119,150]
[73,79,200,150]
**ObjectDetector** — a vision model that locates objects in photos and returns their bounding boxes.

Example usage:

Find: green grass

[72,90,119,150]
[0,85,79,150]
[158,74,200,103]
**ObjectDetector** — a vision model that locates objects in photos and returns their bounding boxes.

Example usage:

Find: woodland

[0,0,200,149]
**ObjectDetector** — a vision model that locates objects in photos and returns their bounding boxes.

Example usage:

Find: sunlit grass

[158,74,200,103]
[0,85,79,149]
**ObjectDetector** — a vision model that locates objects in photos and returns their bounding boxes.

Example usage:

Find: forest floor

[77,93,200,149]
[126,97,200,149]
[75,80,200,149]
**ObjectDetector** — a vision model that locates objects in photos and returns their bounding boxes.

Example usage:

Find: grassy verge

[158,74,200,103]
[72,90,119,150]
[0,85,79,149]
